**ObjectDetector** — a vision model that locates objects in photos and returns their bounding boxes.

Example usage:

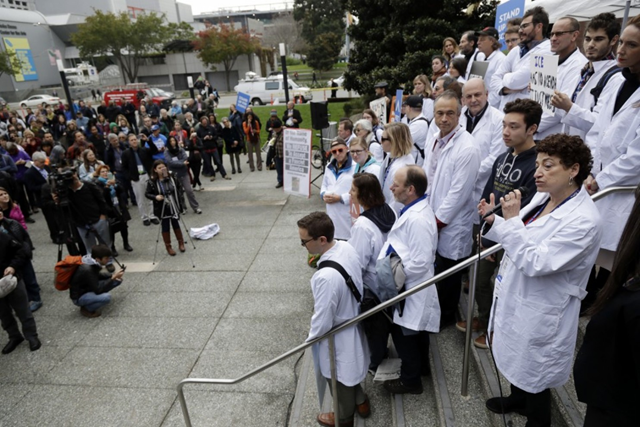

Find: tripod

[152,176,197,267]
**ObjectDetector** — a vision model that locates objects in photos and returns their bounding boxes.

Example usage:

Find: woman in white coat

[479,134,602,426]
[320,138,356,240]
[339,137,382,211]
[348,173,396,372]
[378,122,415,215]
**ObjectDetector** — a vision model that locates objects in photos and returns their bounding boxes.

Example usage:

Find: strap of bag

[590,65,622,108]
[318,260,362,303]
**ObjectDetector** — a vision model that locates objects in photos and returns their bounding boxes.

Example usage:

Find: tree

[72,11,192,83]
[293,0,345,69]
[192,23,260,91]
[307,32,343,72]
[263,13,306,54]
[343,0,498,95]
[0,49,21,78]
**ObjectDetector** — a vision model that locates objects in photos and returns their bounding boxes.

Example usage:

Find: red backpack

[54,255,83,291]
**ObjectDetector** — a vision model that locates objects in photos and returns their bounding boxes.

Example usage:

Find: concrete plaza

[0,162,325,427]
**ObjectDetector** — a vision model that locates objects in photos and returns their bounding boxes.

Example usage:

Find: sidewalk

[0,161,325,427]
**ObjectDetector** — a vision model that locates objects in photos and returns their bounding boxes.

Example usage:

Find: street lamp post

[56,59,73,111]
[279,43,290,104]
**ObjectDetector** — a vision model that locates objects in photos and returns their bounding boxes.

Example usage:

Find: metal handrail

[177,185,636,426]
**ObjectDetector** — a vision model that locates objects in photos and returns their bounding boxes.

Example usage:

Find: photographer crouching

[51,167,115,272]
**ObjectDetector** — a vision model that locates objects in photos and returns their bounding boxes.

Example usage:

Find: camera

[50,167,76,207]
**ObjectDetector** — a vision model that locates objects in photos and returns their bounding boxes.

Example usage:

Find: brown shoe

[316,412,353,427]
[162,232,176,256]
[474,332,493,349]
[80,307,101,318]
[355,396,371,418]
[456,317,484,333]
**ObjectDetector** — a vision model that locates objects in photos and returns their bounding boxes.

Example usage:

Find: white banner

[283,128,312,198]
[529,54,559,115]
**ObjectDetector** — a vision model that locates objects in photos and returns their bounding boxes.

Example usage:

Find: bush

[285,56,303,66]
[343,97,365,117]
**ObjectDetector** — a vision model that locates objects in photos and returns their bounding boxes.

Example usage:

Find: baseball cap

[270,109,278,116]
[151,124,160,131]
[476,27,499,39]
[406,95,423,109]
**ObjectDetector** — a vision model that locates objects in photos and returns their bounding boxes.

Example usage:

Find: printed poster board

[369,97,387,126]
[283,128,312,198]
[529,54,559,116]
[235,92,251,114]
[3,38,38,82]
[469,61,489,80]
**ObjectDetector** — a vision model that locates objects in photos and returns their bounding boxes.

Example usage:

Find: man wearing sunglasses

[321,139,356,240]
[535,17,588,140]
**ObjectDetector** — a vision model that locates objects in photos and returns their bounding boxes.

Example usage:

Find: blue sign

[236,92,251,113]
[394,89,403,123]
[495,0,525,50]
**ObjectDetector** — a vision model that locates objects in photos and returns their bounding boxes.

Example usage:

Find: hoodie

[361,203,396,234]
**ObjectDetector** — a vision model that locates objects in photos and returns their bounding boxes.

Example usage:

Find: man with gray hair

[422,91,480,328]
[459,30,486,80]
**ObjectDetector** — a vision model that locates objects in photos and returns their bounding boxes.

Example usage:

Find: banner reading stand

[284,128,313,198]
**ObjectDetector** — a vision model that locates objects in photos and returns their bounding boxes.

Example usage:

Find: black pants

[161,217,180,233]
[435,252,464,326]
[0,280,38,340]
[390,323,430,386]
[584,405,636,427]
[508,384,551,427]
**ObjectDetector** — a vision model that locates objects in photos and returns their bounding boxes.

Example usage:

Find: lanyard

[525,189,579,225]
[383,157,396,183]
[432,129,458,152]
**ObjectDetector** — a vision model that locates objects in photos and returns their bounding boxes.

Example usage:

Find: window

[265,82,279,90]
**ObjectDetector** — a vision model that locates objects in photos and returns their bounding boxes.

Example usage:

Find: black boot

[122,228,133,252]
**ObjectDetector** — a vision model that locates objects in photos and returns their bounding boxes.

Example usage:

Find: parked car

[234,76,313,106]
[103,84,174,110]
[19,94,61,108]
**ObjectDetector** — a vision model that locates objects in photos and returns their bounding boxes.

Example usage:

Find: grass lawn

[250,101,347,148]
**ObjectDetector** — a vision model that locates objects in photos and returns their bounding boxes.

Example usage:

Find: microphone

[481,186,530,219]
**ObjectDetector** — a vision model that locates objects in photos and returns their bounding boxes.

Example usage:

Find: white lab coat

[321,159,356,240]
[491,40,552,111]
[585,77,640,251]
[536,49,588,141]
[349,215,392,290]
[423,126,480,260]
[421,98,435,122]
[460,105,506,212]
[485,188,601,393]
[307,241,369,386]
[379,198,440,332]
[340,158,381,207]
[409,113,431,167]
[561,60,624,140]
[484,50,507,108]
[379,153,415,215]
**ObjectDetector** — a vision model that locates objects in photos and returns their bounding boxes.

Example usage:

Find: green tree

[192,23,260,91]
[307,32,343,72]
[343,0,497,95]
[0,49,21,78]
[293,0,345,71]
[72,11,192,83]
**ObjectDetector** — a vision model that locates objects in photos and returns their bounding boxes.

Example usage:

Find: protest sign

[235,92,251,113]
[283,128,312,198]
[392,89,404,122]
[369,97,387,125]
[495,0,525,50]
[530,54,559,115]
[469,61,489,80]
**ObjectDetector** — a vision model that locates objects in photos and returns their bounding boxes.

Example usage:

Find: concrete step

[458,293,585,427]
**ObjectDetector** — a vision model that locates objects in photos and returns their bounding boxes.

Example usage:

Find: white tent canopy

[521,0,640,23]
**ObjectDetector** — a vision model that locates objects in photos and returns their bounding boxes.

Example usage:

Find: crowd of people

[0,5,639,427]
[310,8,640,427]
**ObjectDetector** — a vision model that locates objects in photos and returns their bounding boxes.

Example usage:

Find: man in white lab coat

[459,31,486,80]
[475,27,506,108]
[491,6,551,111]
[405,95,430,167]
[423,91,480,327]
[379,166,439,395]
[299,212,370,427]
[535,17,588,140]
[551,13,623,140]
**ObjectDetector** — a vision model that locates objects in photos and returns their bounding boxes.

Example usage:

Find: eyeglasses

[549,30,576,38]
[331,147,346,155]
[519,22,532,30]
[381,137,390,142]
[300,237,315,247]
[350,149,365,155]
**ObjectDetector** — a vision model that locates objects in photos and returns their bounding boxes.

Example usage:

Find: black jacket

[145,173,185,218]
[24,165,51,208]
[69,258,121,300]
[0,217,33,259]
[0,231,27,280]
[282,108,303,128]
[121,145,157,182]
[67,181,108,226]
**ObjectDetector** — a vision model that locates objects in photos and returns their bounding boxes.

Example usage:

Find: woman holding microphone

[478,134,602,426]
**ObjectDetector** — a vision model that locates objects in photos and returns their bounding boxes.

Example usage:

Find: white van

[234,75,313,106]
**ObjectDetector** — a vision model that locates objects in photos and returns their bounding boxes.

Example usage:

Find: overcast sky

[180,0,294,15]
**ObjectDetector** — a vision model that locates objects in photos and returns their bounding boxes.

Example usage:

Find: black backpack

[590,65,622,109]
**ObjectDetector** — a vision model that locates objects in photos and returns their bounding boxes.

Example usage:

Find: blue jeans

[75,292,112,312]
